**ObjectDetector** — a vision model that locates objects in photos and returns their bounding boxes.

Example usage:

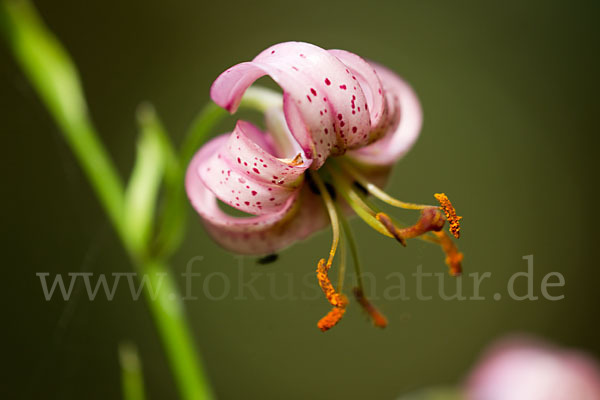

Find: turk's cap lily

[187,41,424,255]
[465,337,600,400]
[186,41,463,331]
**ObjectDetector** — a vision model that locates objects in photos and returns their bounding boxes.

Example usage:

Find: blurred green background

[2,0,599,398]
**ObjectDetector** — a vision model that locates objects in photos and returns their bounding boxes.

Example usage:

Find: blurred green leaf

[0,0,127,243]
[118,342,146,400]
[124,104,170,255]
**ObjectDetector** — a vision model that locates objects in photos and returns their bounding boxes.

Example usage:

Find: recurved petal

[347,63,423,166]
[210,42,380,168]
[194,121,310,216]
[186,139,328,254]
[327,49,387,140]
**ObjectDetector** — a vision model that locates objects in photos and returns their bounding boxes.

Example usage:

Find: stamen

[337,159,435,210]
[309,171,340,266]
[316,258,347,307]
[337,202,389,329]
[432,230,463,276]
[434,193,462,239]
[289,153,304,166]
[316,258,349,331]
[353,288,388,328]
[332,168,465,277]
[310,171,348,331]
[318,306,347,332]
[376,207,445,245]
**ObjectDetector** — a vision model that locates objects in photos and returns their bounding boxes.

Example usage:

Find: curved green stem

[1,2,215,399]
[118,342,146,400]
[141,260,215,400]
[0,0,129,246]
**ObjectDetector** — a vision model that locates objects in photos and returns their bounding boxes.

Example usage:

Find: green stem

[1,2,214,399]
[118,342,146,400]
[0,0,129,246]
[154,102,227,259]
[141,260,215,400]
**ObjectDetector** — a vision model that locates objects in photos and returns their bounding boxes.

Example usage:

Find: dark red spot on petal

[324,78,331,85]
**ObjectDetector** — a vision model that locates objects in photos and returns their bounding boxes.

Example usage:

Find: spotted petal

[195,120,311,216]
[186,133,328,254]
[347,63,423,166]
[211,42,388,168]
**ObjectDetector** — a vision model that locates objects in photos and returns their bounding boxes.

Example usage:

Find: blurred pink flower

[466,337,600,400]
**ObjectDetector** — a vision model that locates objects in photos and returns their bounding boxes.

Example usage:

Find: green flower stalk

[0,1,219,398]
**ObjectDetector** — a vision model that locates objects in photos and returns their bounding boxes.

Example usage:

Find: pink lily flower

[465,337,600,400]
[186,42,463,331]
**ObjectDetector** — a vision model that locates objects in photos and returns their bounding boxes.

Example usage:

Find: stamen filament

[309,171,348,331]
[337,201,388,328]
[326,165,393,238]
[336,231,347,293]
[309,171,340,266]
[337,159,435,210]
[336,203,364,291]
